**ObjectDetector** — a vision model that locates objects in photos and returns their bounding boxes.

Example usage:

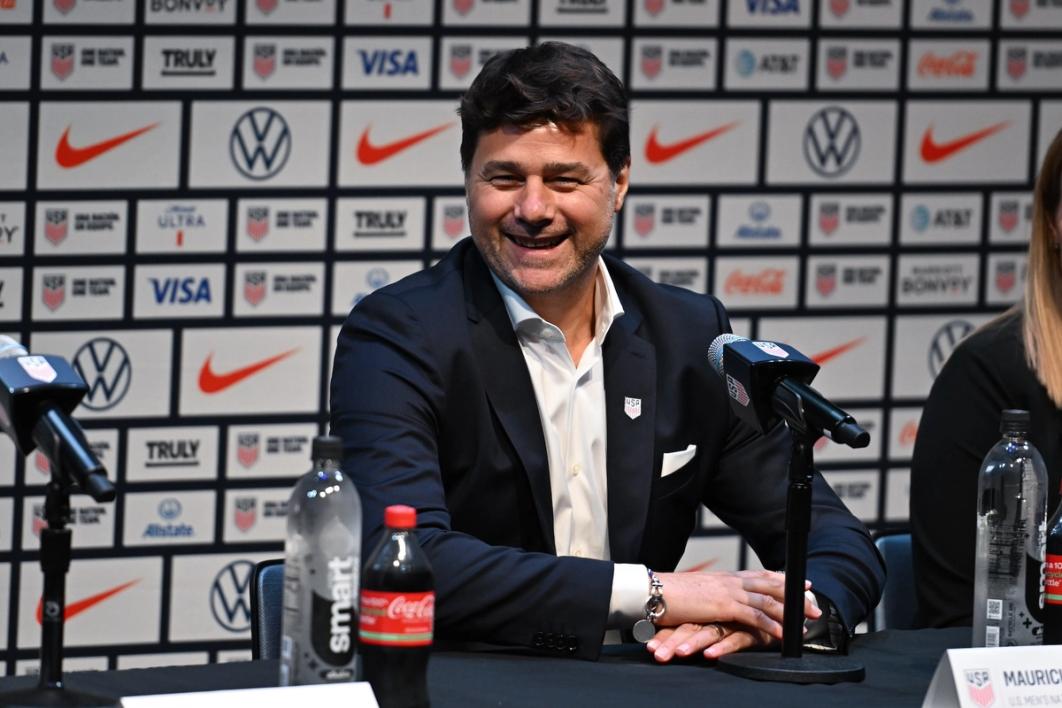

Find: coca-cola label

[359,590,435,647]
[1046,553,1062,605]
[310,556,357,671]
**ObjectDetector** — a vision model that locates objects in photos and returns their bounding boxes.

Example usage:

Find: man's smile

[503,231,569,250]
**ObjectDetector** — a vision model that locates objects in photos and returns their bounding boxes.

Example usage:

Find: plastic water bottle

[973,409,1046,647]
[360,504,434,708]
[280,435,361,685]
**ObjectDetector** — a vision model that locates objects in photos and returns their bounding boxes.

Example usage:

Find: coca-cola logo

[917,51,977,77]
[387,595,435,621]
[723,269,786,295]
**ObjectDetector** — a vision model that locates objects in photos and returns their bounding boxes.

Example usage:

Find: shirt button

[571,463,581,477]
[572,548,584,558]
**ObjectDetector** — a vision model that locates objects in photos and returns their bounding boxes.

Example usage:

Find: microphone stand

[715,403,866,684]
[1,469,119,707]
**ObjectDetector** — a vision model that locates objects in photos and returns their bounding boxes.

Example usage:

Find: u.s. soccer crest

[644,0,664,16]
[998,200,1020,233]
[18,356,59,384]
[244,271,267,306]
[1007,47,1028,81]
[816,264,837,297]
[965,669,994,708]
[253,44,276,79]
[450,45,472,79]
[51,43,75,81]
[826,46,848,80]
[44,209,68,245]
[453,0,474,15]
[237,433,260,468]
[234,497,257,532]
[818,202,840,235]
[53,0,75,14]
[246,207,270,241]
[634,204,655,237]
[995,260,1017,294]
[829,0,849,17]
[256,0,278,13]
[1010,0,1030,18]
[624,397,642,420]
[443,205,465,238]
[42,275,65,311]
[641,45,663,79]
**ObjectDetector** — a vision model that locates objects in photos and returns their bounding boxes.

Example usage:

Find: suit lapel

[463,247,556,553]
[603,301,656,564]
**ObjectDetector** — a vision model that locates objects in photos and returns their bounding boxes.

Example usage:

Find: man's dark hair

[458,42,630,178]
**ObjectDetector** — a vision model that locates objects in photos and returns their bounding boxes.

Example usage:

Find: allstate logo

[803,106,860,178]
[735,50,757,77]
[158,498,182,520]
[910,205,931,233]
[230,107,291,181]
[72,337,132,412]
[210,560,255,633]
[748,201,771,222]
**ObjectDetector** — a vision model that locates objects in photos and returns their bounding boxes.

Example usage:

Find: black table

[0,628,968,707]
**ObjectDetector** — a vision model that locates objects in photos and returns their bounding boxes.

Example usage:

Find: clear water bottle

[973,409,1046,647]
[280,435,361,685]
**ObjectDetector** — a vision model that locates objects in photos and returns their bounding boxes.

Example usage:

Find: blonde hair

[1023,127,1062,406]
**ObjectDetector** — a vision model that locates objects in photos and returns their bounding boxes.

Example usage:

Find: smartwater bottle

[280,435,361,685]
[973,409,1046,647]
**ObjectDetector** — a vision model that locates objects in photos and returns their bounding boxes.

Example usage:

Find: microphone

[707,333,870,449]
[0,336,115,501]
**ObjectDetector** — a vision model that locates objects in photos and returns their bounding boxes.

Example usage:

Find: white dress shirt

[492,260,648,632]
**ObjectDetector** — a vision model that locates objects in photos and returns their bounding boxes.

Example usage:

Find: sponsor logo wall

[0,0,1057,669]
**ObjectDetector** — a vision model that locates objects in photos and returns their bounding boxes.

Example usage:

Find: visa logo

[358,49,419,76]
[150,277,212,304]
[745,0,799,13]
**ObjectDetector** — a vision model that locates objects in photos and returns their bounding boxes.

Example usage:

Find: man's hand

[644,570,820,663]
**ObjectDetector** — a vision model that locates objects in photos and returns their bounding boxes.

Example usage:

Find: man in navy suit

[331,42,884,662]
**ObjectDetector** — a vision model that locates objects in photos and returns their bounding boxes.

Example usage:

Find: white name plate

[924,645,1062,708]
[121,682,378,707]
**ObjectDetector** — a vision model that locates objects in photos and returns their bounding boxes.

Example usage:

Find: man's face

[466,121,629,301]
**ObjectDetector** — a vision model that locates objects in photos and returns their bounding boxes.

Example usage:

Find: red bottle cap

[385,504,416,529]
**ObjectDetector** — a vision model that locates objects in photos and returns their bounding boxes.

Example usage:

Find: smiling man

[330,42,884,661]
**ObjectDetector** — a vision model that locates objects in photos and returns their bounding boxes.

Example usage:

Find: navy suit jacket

[330,238,884,660]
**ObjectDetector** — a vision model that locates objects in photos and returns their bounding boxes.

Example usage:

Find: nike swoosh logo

[356,123,452,165]
[198,348,299,394]
[36,580,139,623]
[919,122,1009,163]
[644,122,739,164]
[811,337,866,366]
[54,123,159,169]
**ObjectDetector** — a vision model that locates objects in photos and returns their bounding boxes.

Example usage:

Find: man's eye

[489,175,521,185]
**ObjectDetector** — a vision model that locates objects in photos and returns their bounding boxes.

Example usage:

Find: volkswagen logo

[210,560,255,633]
[72,337,132,412]
[748,201,771,222]
[366,267,390,289]
[803,106,860,178]
[229,107,291,181]
[928,319,975,379]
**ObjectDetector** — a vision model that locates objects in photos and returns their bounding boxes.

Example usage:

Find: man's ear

[613,160,631,211]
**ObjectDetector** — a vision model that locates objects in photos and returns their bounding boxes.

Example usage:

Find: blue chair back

[251,559,284,660]
[874,532,916,631]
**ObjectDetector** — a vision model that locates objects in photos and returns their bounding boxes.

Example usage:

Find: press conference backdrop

[0,0,1057,674]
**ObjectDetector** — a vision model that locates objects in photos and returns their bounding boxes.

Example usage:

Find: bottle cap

[385,505,417,529]
[312,435,344,461]
[1000,409,1030,434]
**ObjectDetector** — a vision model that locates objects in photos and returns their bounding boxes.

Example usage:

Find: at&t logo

[230,108,291,181]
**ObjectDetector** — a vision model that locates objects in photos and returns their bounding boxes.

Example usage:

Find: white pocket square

[660,444,697,478]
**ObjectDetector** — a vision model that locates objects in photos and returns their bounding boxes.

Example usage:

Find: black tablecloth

[0,628,969,707]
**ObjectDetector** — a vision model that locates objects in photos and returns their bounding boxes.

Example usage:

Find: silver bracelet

[633,569,666,643]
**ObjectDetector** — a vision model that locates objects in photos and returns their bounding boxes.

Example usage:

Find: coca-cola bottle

[1045,479,1062,644]
[279,435,361,686]
[359,504,434,708]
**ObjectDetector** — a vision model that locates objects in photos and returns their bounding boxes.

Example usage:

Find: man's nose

[513,178,554,226]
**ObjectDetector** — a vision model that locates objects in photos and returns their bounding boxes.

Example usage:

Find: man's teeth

[511,234,564,249]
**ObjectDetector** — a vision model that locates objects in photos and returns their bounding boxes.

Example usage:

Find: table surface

[0,627,969,707]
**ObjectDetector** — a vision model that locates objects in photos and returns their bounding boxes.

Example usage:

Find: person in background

[911,127,1062,628]
[331,41,883,661]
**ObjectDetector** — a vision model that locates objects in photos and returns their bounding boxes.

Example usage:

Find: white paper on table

[121,681,378,707]
[923,645,1062,708]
